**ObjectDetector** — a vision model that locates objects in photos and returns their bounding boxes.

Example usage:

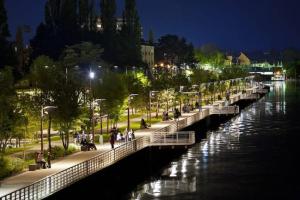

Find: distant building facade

[141,45,154,67]
[96,17,143,37]
[224,55,233,66]
[96,17,124,32]
[238,52,251,65]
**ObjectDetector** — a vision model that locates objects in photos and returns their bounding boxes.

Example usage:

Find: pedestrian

[109,133,115,149]
[81,130,86,143]
[130,129,135,140]
[124,128,128,142]
[128,129,132,141]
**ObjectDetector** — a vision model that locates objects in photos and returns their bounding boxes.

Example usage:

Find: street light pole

[94,99,106,145]
[43,106,57,168]
[40,106,44,153]
[89,70,95,143]
[149,91,158,127]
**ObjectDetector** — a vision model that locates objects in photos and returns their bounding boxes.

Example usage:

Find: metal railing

[1,130,196,200]
[1,137,150,200]
[150,131,195,146]
[256,88,268,94]
[210,106,239,115]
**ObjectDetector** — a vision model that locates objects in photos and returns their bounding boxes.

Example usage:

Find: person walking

[109,132,115,149]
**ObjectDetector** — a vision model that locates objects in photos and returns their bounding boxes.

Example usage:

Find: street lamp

[94,98,106,145]
[43,106,57,168]
[89,69,95,143]
[149,91,159,127]
[128,94,138,131]
[192,84,202,112]
[40,106,44,153]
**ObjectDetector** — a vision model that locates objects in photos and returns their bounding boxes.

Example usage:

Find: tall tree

[0,67,20,152]
[0,0,10,38]
[31,0,79,59]
[100,0,117,62]
[0,0,13,69]
[155,34,195,66]
[15,27,24,74]
[148,29,154,45]
[88,0,97,32]
[79,0,89,30]
[51,64,81,151]
[119,0,142,67]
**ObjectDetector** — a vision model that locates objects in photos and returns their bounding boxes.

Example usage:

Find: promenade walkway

[0,84,263,199]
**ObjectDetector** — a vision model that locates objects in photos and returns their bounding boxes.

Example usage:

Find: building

[224,55,233,66]
[96,18,124,32]
[238,52,251,65]
[96,18,143,36]
[141,45,154,67]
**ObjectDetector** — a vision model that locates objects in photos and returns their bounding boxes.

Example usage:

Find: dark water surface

[127,81,300,200]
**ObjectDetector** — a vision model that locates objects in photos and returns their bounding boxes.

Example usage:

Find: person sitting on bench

[140,118,148,129]
[36,152,47,169]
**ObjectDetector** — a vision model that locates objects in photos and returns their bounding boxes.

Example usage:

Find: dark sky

[4,0,300,51]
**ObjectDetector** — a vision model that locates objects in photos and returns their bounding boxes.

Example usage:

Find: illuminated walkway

[0,85,263,199]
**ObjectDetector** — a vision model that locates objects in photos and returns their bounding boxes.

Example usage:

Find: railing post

[114,149,116,161]
[86,161,89,176]
[48,176,51,195]
[176,132,178,143]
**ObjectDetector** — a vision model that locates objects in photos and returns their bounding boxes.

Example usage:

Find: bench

[29,164,40,171]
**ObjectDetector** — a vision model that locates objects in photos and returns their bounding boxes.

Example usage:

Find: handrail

[0,137,151,200]
[0,132,195,200]
[150,131,195,145]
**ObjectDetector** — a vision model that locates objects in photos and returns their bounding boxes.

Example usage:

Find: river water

[127,81,300,200]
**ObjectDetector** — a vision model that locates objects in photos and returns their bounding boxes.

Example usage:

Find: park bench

[28,163,40,171]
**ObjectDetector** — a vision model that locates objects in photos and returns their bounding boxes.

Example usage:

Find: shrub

[0,155,26,180]
[49,145,78,160]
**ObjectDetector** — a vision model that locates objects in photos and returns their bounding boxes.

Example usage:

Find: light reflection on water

[129,81,300,200]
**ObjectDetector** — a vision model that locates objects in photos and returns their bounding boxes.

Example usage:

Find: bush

[94,134,110,143]
[0,155,26,180]
[49,145,78,160]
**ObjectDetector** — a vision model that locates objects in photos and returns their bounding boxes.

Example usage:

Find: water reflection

[129,81,300,200]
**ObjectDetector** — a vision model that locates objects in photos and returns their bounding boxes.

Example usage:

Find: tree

[148,29,154,45]
[15,27,24,75]
[195,44,225,68]
[0,0,10,38]
[118,0,142,67]
[100,0,117,62]
[282,48,300,79]
[31,0,79,59]
[79,0,89,31]
[94,71,128,125]
[0,0,16,69]
[61,42,106,69]
[51,64,81,151]
[0,67,20,152]
[155,34,195,66]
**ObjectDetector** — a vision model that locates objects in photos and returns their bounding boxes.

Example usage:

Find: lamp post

[40,106,44,153]
[43,106,57,168]
[94,98,106,145]
[192,84,202,112]
[149,91,158,127]
[128,94,138,131]
[89,70,95,143]
[179,86,185,113]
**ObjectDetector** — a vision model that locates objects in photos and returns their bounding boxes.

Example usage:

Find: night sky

[4,0,300,51]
